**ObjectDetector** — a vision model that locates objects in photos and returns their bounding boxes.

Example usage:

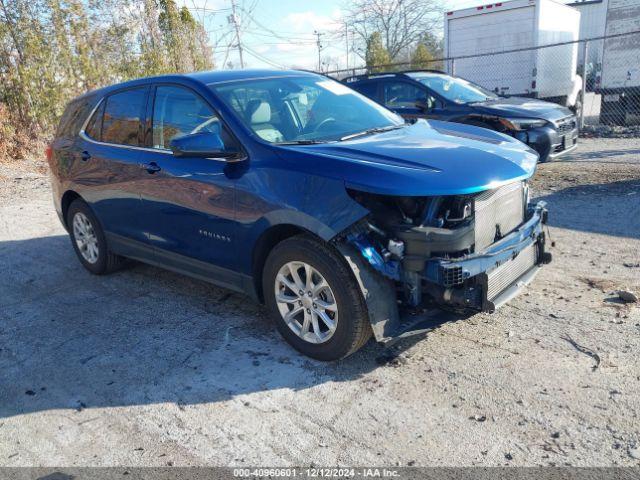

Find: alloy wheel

[72,212,99,264]
[274,261,338,344]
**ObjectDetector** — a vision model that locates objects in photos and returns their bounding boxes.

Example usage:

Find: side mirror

[169,132,233,158]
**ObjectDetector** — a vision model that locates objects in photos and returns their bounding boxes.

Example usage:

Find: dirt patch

[0,137,639,467]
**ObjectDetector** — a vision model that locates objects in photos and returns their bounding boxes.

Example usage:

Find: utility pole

[344,24,349,71]
[314,30,324,71]
[230,0,244,68]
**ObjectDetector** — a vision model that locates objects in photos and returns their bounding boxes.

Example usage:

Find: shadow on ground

[536,179,640,239]
[557,148,640,163]
[0,235,432,420]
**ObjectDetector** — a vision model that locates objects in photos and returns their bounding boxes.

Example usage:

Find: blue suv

[48,69,550,360]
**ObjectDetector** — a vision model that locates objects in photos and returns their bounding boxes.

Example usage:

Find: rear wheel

[263,235,371,361]
[67,199,125,275]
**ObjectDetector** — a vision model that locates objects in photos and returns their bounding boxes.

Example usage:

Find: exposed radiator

[486,243,537,301]
[474,181,525,252]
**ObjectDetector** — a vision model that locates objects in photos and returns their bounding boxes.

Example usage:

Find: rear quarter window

[84,101,105,141]
[56,97,94,139]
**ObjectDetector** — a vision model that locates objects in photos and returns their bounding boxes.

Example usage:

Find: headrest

[249,101,271,124]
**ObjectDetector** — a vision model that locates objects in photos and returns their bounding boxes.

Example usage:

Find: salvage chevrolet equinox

[48,69,551,361]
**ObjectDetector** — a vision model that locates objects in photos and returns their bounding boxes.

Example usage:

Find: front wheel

[262,235,371,361]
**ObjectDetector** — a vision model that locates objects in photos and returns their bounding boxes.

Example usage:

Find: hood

[472,96,574,123]
[277,120,538,197]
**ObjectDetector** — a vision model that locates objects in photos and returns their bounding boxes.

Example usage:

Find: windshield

[413,73,498,104]
[209,75,403,143]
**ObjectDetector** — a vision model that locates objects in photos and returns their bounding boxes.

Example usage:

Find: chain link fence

[324,31,640,135]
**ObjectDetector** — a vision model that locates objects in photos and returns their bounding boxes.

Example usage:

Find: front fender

[235,163,369,275]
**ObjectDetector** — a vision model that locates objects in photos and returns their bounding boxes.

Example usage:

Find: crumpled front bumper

[423,201,549,312]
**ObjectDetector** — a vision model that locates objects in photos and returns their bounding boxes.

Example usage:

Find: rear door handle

[142,162,161,174]
[81,151,91,162]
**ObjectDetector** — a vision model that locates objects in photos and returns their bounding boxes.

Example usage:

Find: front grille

[474,181,525,252]
[486,243,537,301]
[556,116,576,135]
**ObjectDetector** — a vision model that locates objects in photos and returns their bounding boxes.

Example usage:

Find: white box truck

[444,0,583,109]
[569,0,607,67]
[598,0,640,124]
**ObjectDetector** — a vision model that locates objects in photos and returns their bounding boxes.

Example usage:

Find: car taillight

[46,144,53,163]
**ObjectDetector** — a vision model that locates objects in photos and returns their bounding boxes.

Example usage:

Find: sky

[178,0,543,71]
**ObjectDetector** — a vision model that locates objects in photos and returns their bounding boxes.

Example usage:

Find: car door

[135,84,239,276]
[380,80,431,121]
[78,86,150,245]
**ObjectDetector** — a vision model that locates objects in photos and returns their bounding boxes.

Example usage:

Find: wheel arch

[251,224,324,302]
[60,190,83,228]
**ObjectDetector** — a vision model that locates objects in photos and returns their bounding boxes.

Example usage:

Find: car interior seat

[245,99,284,143]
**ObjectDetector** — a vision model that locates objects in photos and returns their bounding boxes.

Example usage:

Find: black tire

[66,198,125,275]
[262,234,372,361]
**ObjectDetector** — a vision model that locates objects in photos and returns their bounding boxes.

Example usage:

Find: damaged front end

[337,180,550,342]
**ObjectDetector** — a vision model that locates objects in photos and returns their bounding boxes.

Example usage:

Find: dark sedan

[343,70,578,162]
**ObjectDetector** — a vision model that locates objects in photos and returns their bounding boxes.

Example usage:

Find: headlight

[498,117,547,131]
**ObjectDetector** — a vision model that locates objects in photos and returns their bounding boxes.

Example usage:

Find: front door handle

[142,162,161,174]
[81,151,91,162]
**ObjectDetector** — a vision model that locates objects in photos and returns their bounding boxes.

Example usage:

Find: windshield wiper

[275,139,329,145]
[339,124,405,141]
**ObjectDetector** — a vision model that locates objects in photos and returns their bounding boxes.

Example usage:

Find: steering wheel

[314,117,337,132]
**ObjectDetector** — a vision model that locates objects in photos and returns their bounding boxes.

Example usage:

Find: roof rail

[340,68,446,83]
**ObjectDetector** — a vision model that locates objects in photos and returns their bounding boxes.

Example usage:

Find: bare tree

[343,0,442,61]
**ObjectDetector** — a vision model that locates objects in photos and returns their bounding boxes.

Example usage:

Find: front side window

[210,76,403,144]
[152,85,224,150]
[383,82,425,108]
[102,88,147,146]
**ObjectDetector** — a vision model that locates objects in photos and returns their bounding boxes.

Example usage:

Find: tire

[262,234,372,361]
[66,198,125,275]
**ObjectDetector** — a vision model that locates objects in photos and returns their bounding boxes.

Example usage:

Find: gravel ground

[0,138,639,467]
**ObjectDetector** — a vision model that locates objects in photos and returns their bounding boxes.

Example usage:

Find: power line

[187,6,232,14]
[239,6,316,43]
[242,29,317,42]
[243,45,286,69]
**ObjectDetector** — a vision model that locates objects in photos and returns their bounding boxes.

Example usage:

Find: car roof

[343,69,447,84]
[73,69,322,101]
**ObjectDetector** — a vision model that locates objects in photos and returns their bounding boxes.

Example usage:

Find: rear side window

[102,88,147,146]
[84,101,104,140]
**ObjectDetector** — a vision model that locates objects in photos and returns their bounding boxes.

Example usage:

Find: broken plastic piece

[347,233,401,281]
